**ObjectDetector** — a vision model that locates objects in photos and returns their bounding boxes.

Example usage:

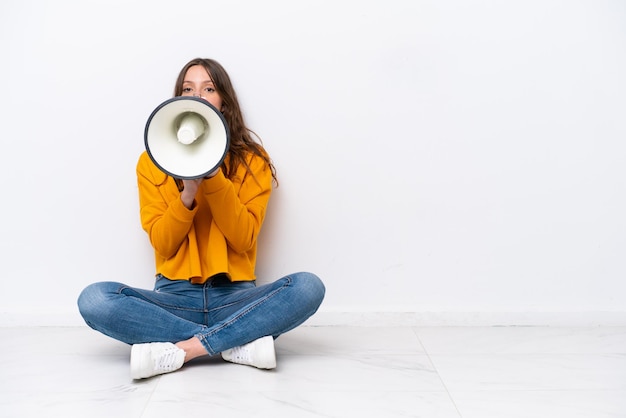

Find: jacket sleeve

[136,153,197,259]
[200,155,272,254]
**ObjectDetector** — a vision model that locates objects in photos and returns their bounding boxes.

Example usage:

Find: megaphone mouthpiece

[176,112,206,145]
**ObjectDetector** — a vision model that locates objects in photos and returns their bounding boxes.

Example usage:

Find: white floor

[1,326,625,418]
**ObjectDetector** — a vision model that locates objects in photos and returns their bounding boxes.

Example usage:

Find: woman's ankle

[176,337,208,363]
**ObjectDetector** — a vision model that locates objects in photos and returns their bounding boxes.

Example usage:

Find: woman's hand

[180,178,203,209]
[179,168,221,209]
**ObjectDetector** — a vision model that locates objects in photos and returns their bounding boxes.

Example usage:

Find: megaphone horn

[144,96,230,179]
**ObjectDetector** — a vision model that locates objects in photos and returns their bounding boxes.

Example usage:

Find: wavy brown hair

[173,58,277,186]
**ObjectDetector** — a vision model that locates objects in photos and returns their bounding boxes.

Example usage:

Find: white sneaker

[130,342,186,379]
[221,336,276,369]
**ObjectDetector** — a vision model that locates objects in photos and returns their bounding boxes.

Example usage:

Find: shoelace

[155,347,182,372]
[228,345,252,362]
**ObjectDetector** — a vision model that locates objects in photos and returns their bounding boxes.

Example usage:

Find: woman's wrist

[181,193,195,209]
[204,167,221,179]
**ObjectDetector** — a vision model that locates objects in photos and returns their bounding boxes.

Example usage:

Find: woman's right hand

[180,178,204,209]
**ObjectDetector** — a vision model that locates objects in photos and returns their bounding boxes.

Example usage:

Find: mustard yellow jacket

[136,151,272,283]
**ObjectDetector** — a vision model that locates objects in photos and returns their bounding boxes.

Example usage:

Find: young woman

[77,58,325,379]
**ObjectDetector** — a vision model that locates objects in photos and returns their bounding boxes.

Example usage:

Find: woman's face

[180,65,224,111]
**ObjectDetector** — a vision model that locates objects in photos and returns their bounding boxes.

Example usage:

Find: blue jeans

[77,272,325,355]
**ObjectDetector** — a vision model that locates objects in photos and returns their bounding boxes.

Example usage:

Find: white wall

[1,0,625,326]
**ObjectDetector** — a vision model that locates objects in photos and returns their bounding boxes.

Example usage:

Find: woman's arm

[200,155,272,253]
[137,153,197,259]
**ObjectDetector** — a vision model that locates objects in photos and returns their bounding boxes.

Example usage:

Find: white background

[1,0,625,326]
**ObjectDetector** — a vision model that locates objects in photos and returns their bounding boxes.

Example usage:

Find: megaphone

[144,96,230,179]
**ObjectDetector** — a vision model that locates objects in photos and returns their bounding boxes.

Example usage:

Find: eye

[182,87,193,93]
[204,87,216,93]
